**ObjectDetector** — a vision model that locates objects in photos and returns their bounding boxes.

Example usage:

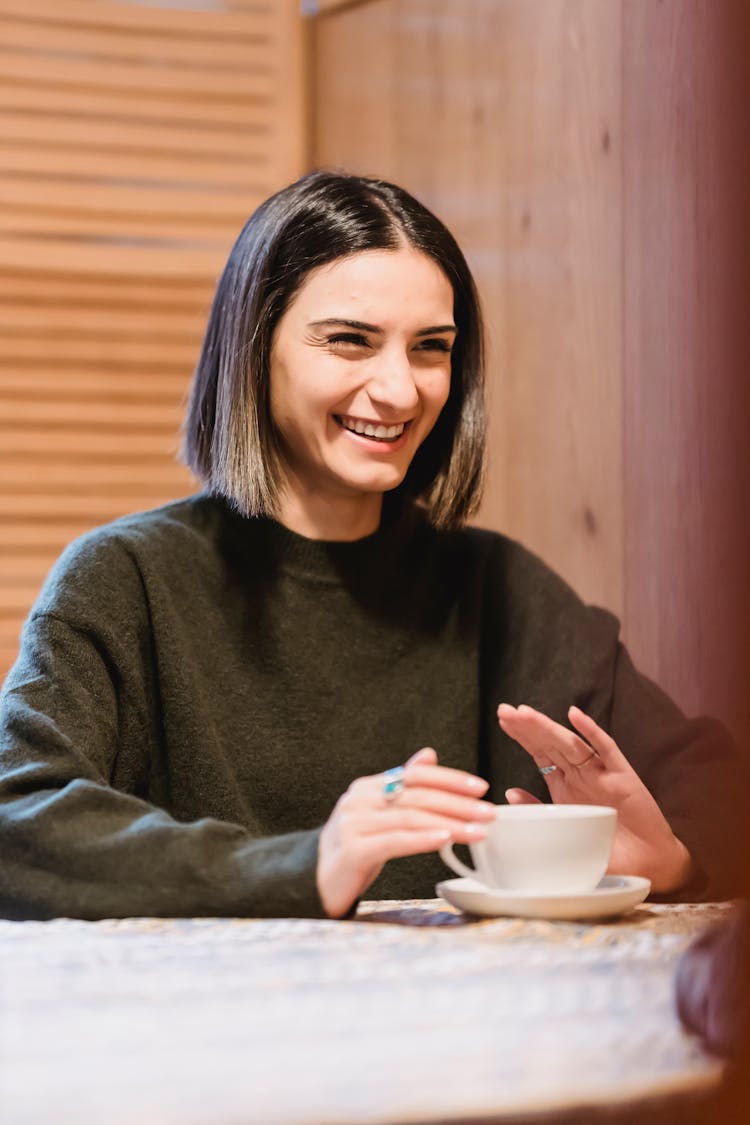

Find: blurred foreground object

[676,905,748,1058]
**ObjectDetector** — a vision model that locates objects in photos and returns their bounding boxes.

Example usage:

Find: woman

[0,171,740,920]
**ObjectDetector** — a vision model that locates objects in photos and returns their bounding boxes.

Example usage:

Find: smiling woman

[183,171,485,537]
[267,248,455,540]
[0,170,743,921]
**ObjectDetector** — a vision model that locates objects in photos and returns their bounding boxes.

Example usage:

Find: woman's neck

[274,488,384,542]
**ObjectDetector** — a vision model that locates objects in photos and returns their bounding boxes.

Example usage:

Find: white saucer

[436,874,651,920]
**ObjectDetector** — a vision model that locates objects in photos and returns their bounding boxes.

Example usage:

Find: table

[0,899,734,1125]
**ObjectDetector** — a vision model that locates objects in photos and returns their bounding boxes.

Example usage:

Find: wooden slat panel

[0,371,193,401]
[0,49,274,101]
[0,79,275,130]
[0,502,190,538]
[0,400,185,430]
[0,113,268,160]
[305,0,375,13]
[303,0,374,14]
[0,495,191,521]
[0,0,274,38]
[0,271,211,308]
[0,237,228,278]
[0,525,106,550]
[3,463,190,491]
[0,0,305,683]
[0,177,261,222]
[0,556,59,584]
[1,207,245,249]
[0,16,273,68]
[0,431,183,457]
[0,308,204,339]
[0,145,269,188]
[0,589,46,615]
[0,336,196,369]
[268,0,309,185]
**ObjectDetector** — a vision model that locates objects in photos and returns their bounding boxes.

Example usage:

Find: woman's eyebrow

[416,324,457,337]
[308,318,382,333]
[307,318,456,335]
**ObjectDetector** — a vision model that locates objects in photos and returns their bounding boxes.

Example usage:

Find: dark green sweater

[0,494,741,918]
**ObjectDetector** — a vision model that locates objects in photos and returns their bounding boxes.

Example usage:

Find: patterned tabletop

[0,899,734,1125]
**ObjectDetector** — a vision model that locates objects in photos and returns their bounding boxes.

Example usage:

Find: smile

[335,414,410,443]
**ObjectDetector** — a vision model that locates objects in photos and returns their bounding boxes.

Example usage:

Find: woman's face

[269,246,455,509]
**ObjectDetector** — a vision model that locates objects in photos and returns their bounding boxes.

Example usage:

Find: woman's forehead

[287,247,454,323]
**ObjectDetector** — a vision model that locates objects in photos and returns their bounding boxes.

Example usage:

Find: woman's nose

[366,352,420,413]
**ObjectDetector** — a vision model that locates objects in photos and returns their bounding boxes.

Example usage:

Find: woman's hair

[182,169,486,529]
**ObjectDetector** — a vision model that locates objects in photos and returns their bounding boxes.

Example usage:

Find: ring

[382,765,406,802]
[538,764,558,776]
[572,748,598,768]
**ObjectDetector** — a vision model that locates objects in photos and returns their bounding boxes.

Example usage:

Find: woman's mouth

[334,414,411,444]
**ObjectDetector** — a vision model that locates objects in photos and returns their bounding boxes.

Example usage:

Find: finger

[499,703,601,771]
[568,708,622,766]
[358,828,456,864]
[504,788,543,805]
[404,762,489,796]
[406,746,438,767]
[497,703,557,770]
[382,788,496,823]
[354,808,490,841]
[497,704,573,770]
[353,819,488,859]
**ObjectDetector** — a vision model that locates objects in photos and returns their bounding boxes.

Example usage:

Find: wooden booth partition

[0,0,307,682]
[309,0,746,730]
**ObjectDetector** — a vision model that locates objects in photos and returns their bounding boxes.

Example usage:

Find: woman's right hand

[316,747,495,918]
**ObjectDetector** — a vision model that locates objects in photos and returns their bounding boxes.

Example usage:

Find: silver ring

[538,764,558,776]
[572,748,598,768]
[382,765,406,802]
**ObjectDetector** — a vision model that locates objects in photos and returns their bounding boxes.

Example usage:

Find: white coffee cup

[439,804,617,894]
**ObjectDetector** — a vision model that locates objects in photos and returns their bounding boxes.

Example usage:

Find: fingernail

[467,777,489,792]
[473,802,496,819]
[431,829,451,842]
[464,823,487,838]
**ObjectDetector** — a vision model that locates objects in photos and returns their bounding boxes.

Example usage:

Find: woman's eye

[418,338,452,353]
[327,333,370,348]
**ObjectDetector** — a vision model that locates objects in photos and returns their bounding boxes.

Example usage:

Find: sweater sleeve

[0,534,326,921]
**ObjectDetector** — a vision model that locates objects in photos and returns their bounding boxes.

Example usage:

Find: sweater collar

[217,493,426,586]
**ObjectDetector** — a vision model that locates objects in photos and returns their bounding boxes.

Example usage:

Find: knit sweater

[0,494,741,919]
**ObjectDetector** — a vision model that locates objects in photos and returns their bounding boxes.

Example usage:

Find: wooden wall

[0,0,306,681]
[2,0,744,731]
[309,0,745,728]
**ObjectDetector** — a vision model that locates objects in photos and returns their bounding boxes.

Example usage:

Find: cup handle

[439,841,481,881]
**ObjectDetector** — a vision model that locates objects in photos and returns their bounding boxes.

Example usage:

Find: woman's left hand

[496,703,695,894]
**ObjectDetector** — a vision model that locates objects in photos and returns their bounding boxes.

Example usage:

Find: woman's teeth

[339,416,406,442]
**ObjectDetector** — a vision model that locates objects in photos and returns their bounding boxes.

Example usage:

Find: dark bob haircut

[182,169,486,530]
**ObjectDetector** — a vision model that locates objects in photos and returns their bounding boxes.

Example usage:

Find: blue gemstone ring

[382,765,406,803]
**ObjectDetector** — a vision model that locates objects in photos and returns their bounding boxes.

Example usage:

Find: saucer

[435,875,651,920]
